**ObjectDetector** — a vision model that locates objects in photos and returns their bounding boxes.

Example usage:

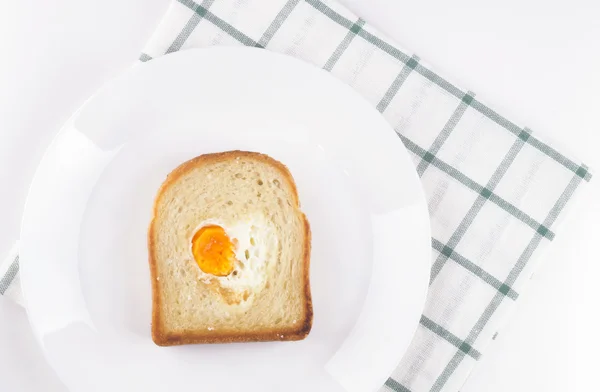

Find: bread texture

[148,151,312,346]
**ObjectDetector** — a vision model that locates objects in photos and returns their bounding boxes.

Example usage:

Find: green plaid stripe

[177,0,258,46]
[420,315,481,359]
[256,0,301,48]
[412,63,464,101]
[306,0,411,62]
[385,377,412,392]
[398,134,556,240]
[430,169,586,391]
[469,100,591,180]
[168,0,217,54]
[429,136,526,284]
[376,55,420,113]
[305,0,354,29]
[386,314,484,392]
[469,100,589,179]
[0,255,19,295]
[139,53,153,62]
[384,313,487,392]
[323,18,365,71]
[415,92,474,176]
[431,238,519,300]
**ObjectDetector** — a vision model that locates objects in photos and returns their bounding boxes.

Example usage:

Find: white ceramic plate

[20,48,430,392]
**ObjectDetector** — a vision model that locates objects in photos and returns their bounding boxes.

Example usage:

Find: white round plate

[20,48,430,392]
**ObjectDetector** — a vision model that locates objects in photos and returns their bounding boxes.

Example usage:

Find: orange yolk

[191,225,236,276]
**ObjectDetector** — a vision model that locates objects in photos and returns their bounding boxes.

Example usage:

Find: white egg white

[189,216,277,297]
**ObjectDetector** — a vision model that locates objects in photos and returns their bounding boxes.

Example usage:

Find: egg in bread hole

[189,216,277,306]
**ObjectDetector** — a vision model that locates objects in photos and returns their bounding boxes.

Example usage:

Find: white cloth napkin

[1,0,592,391]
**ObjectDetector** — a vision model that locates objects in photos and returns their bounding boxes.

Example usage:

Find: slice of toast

[148,151,312,346]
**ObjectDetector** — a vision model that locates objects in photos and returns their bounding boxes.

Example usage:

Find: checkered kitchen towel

[1,0,592,391]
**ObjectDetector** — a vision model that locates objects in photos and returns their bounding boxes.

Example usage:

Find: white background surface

[0,0,598,391]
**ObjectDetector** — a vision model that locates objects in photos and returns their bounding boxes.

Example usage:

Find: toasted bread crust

[148,151,312,346]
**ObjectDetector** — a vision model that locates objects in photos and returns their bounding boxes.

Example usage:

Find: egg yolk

[191,225,236,276]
